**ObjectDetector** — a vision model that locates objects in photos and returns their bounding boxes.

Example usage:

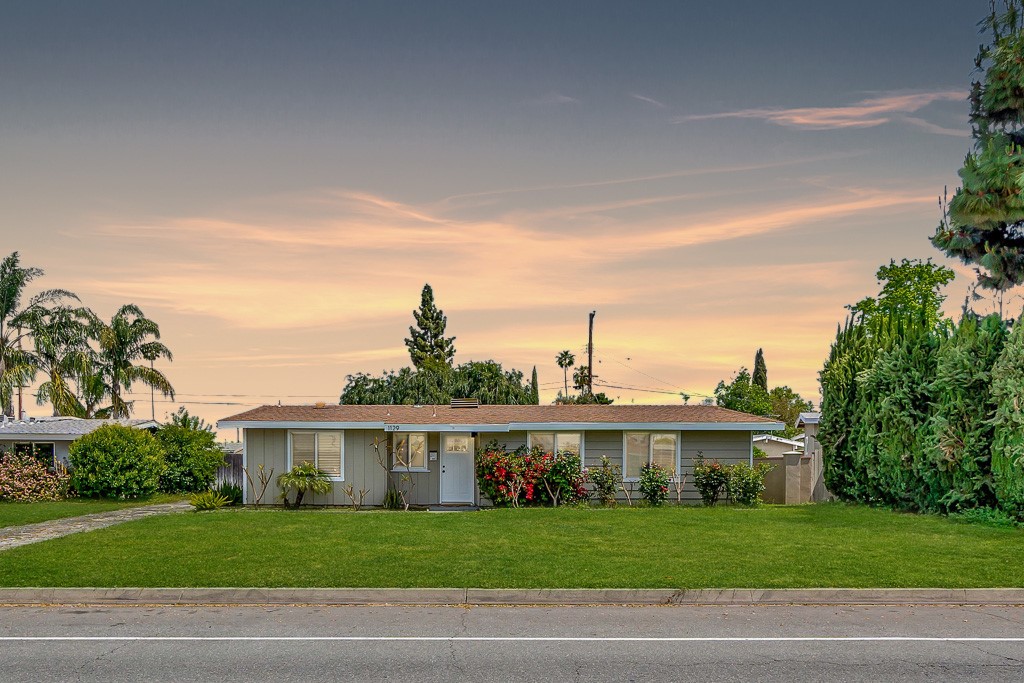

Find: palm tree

[28,305,97,416]
[94,304,175,419]
[0,252,78,417]
[277,462,334,508]
[555,350,575,398]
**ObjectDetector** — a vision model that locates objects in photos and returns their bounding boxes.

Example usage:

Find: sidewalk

[2,587,1023,606]
[0,501,192,552]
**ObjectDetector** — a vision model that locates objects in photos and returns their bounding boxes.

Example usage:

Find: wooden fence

[215,451,244,487]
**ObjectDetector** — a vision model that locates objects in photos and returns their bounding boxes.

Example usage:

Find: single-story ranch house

[218,403,783,506]
[0,416,161,467]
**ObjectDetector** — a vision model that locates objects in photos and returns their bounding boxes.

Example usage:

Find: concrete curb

[2,587,1024,606]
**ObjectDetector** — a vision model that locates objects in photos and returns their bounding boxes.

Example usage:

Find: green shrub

[156,423,226,494]
[588,456,621,506]
[948,506,1022,528]
[991,315,1024,518]
[382,488,403,509]
[638,463,670,506]
[693,454,729,506]
[540,451,589,506]
[726,462,773,506]
[0,452,71,501]
[69,425,166,499]
[190,490,230,511]
[212,481,243,506]
[277,462,333,508]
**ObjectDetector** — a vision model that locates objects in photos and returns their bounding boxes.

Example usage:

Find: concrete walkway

[0,501,192,552]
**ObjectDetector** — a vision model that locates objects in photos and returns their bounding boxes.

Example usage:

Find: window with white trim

[392,432,428,471]
[289,431,343,478]
[528,432,583,462]
[13,442,55,467]
[624,432,678,479]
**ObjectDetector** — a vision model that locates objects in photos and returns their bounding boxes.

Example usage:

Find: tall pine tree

[752,348,767,391]
[404,284,456,369]
[932,1,1024,295]
[530,366,540,405]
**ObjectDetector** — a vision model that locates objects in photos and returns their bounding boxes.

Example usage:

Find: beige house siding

[242,427,753,507]
[0,439,72,466]
[243,428,389,506]
[755,438,800,459]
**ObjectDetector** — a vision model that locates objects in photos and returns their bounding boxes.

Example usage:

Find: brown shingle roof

[219,404,780,426]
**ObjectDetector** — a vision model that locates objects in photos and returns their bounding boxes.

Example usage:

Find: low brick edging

[1,587,1024,606]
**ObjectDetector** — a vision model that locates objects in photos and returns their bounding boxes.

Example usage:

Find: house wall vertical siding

[241,427,754,507]
[242,428,389,507]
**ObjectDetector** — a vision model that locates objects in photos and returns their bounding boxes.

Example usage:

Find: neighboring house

[0,416,160,467]
[753,433,804,458]
[218,403,784,506]
[796,412,827,501]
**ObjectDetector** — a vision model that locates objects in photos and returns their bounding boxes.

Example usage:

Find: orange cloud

[678,90,967,131]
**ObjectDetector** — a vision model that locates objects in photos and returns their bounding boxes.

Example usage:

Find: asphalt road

[3,604,1024,682]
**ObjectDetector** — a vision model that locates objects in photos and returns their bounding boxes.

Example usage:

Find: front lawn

[0,494,185,529]
[1,503,1022,588]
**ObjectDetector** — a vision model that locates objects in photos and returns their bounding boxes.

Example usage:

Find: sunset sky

[1,1,997,434]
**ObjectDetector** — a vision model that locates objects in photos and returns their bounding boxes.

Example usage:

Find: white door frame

[440,432,474,504]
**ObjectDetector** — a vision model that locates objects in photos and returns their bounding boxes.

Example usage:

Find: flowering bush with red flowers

[476,441,588,507]
[693,452,730,506]
[0,450,72,502]
[638,462,670,507]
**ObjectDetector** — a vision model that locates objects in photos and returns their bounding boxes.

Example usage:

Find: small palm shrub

[212,481,243,506]
[277,462,333,508]
[190,490,230,511]
[638,463,670,506]
[69,425,166,499]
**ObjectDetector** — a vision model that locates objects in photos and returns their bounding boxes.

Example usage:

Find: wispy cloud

[80,183,934,330]
[902,116,971,138]
[532,92,579,106]
[630,93,666,108]
[677,90,966,132]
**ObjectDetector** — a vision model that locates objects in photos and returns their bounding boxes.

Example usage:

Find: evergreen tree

[768,386,813,438]
[404,284,456,368]
[714,368,771,416]
[339,360,535,405]
[854,317,940,509]
[530,366,539,405]
[848,259,955,328]
[752,348,767,391]
[932,1,1024,295]
[924,314,1006,512]
[991,316,1024,517]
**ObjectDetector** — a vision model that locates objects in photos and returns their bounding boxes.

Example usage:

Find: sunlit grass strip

[0,503,1021,589]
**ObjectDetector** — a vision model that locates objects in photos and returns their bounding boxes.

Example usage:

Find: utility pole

[16,327,23,420]
[587,311,595,395]
[150,357,155,421]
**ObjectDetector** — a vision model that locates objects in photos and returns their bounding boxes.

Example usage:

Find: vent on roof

[450,398,479,409]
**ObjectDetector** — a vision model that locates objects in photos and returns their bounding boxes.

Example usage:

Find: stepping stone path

[0,501,192,552]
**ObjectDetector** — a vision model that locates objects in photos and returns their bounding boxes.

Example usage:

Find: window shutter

[292,433,316,466]
[317,432,343,476]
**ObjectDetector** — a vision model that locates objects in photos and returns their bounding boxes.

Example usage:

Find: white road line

[0,637,1023,642]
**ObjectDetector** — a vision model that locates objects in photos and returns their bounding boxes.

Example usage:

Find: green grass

[0,494,185,529]
[0,503,1022,588]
